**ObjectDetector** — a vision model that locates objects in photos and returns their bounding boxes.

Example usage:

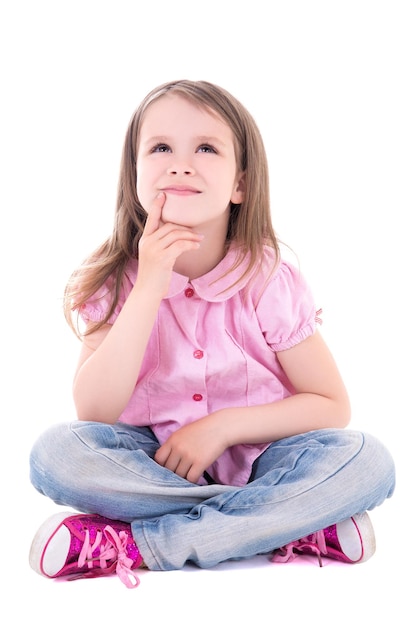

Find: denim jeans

[29,422,395,570]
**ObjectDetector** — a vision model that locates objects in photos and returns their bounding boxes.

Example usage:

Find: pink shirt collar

[126,245,263,303]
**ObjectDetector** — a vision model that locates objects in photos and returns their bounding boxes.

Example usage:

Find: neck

[173,215,229,279]
[174,235,227,280]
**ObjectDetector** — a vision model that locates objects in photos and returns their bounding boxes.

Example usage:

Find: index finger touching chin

[143,192,166,231]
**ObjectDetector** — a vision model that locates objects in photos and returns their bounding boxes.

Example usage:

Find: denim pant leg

[137,429,395,570]
[29,421,233,520]
[30,424,395,572]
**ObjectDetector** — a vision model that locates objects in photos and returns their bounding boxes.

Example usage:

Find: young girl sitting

[29,79,395,588]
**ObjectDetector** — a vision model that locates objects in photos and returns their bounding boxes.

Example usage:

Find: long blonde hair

[64,80,280,337]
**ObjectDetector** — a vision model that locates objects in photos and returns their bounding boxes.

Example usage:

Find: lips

[162,185,201,196]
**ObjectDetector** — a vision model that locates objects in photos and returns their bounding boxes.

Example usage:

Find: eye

[197,144,217,154]
[151,143,171,153]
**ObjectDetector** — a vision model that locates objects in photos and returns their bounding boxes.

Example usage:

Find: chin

[161,207,195,227]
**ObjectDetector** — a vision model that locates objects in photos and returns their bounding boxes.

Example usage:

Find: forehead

[139,93,233,140]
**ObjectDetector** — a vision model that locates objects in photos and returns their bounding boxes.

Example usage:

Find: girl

[29,80,395,589]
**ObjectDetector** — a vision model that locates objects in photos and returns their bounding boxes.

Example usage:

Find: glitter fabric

[271,513,376,566]
[33,513,142,588]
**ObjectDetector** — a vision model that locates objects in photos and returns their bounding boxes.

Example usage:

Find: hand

[136,193,204,297]
[154,415,228,483]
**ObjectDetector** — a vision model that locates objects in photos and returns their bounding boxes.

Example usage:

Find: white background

[0,1,415,623]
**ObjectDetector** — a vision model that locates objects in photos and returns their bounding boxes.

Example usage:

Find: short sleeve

[77,265,135,326]
[255,260,317,351]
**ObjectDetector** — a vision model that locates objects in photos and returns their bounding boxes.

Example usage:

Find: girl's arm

[155,330,351,482]
[73,193,203,423]
[223,330,351,444]
[72,287,162,424]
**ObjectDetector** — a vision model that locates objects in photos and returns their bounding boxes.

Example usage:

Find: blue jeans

[29,422,395,571]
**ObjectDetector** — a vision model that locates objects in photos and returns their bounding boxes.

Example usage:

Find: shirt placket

[183,284,207,410]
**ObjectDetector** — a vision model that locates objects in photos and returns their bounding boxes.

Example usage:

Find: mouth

[161,185,201,196]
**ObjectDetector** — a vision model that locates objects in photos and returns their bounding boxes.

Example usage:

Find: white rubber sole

[337,512,376,562]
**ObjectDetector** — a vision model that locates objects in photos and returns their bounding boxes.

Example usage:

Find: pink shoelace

[73,525,140,588]
[272,529,327,567]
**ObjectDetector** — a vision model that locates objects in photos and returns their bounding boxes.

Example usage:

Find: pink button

[193,350,204,359]
[184,288,194,298]
[193,393,203,401]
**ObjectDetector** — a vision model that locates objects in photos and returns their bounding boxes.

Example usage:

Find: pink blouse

[80,246,317,486]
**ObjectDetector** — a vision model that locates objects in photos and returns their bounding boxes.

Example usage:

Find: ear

[231,172,246,204]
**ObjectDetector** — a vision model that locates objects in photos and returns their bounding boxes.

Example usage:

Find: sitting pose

[29,80,395,588]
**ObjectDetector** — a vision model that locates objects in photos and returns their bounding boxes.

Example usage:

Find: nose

[167,158,195,176]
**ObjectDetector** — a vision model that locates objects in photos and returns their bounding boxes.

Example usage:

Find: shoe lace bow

[76,524,140,588]
[271,530,327,567]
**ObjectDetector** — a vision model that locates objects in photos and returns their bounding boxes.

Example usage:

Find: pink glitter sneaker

[29,511,143,588]
[272,513,376,566]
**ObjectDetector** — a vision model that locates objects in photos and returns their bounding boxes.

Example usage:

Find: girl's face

[136,94,245,230]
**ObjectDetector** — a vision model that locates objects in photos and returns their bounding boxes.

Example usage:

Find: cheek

[136,169,152,210]
[136,159,162,205]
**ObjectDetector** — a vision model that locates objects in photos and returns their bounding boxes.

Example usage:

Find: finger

[155,443,183,472]
[186,465,203,484]
[174,458,194,480]
[153,225,205,250]
[143,192,165,235]
[155,445,194,479]
[162,452,183,475]
[154,443,170,467]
